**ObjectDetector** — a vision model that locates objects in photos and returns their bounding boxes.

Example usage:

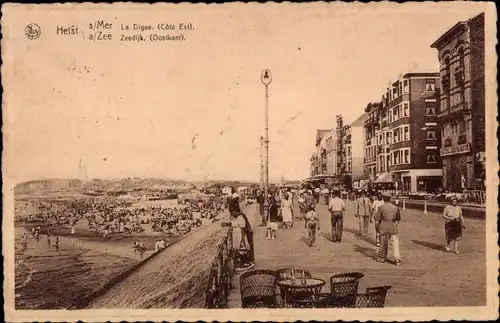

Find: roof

[316,129,332,145]
[403,72,440,78]
[430,12,484,49]
[350,113,368,127]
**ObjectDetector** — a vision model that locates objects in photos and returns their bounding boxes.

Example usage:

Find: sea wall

[82,211,233,309]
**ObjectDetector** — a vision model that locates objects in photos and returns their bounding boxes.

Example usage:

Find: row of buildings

[309,13,485,194]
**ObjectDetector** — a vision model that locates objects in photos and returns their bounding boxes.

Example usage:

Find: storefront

[392,169,442,193]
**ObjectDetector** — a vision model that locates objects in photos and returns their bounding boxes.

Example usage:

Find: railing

[439,102,469,118]
[204,225,234,309]
[364,156,376,163]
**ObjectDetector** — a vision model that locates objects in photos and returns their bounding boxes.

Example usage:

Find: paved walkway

[228,200,486,307]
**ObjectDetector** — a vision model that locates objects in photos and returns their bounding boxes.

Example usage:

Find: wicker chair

[355,286,391,308]
[328,272,365,308]
[240,269,278,308]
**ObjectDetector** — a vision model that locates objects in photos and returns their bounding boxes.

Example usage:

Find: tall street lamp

[261,69,272,224]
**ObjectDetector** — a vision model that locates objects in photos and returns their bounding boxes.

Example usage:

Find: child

[266,196,279,240]
[305,205,320,247]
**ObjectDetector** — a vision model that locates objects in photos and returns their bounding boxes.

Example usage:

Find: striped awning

[374,172,393,183]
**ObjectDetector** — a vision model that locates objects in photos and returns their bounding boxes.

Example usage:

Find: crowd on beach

[17,195,225,258]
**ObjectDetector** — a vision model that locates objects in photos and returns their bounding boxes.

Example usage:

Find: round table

[277,278,326,308]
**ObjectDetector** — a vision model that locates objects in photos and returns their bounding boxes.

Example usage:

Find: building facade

[350,113,367,183]
[325,129,337,175]
[310,129,332,177]
[364,72,443,193]
[431,12,485,191]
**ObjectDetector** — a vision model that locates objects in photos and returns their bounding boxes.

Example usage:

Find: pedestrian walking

[442,196,466,254]
[55,237,60,251]
[298,193,306,220]
[266,196,279,240]
[257,190,266,226]
[305,190,315,210]
[281,193,293,229]
[328,189,346,243]
[371,193,385,246]
[355,190,373,237]
[374,192,401,265]
[322,186,330,205]
[305,205,320,247]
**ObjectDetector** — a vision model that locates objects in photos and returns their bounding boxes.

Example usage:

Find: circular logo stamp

[25,23,41,40]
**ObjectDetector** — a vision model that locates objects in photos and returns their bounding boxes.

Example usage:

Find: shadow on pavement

[344,227,377,246]
[412,239,445,252]
[300,236,311,246]
[319,232,335,243]
[353,245,378,260]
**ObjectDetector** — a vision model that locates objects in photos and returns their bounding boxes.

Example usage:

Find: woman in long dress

[281,193,293,229]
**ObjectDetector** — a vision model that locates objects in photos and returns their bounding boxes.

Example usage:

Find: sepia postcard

[2,2,498,322]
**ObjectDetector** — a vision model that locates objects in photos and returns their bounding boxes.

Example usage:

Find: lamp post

[261,69,272,223]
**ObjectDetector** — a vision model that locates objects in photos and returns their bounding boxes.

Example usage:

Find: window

[426,129,436,139]
[404,126,410,141]
[426,102,437,115]
[386,132,391,144]
[403,80,409,93]
[425,79,436,91]
[426,151,437,163]
[403,103,409,117]
[399,82,402,96]
[404,149,410,164]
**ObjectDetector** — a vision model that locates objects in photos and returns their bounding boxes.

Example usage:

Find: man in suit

[374,192,402,265]
[355,190,372,237]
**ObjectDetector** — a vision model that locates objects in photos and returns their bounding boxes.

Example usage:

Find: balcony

[390,163,412,171]
[455,66,465,84]
[364,156,376,164]
[438,102,469,119]
[364,118,377,127]
[440,143,471,157]
[441,73,450,89]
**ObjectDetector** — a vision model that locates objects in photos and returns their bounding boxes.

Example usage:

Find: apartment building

[350,113,367,183]
[431,12,485,191]
[325,129,337,175]
[364,72,443,193]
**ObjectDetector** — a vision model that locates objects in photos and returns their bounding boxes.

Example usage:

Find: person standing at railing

[442,196,465,254]
[229,197,255,265]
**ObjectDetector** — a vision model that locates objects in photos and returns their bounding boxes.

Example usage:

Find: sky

[3,3,490,183]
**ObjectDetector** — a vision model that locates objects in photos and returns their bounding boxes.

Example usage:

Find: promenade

[228,200,486,308]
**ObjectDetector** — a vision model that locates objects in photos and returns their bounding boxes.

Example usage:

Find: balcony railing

[438,102,469,119]
[364,118,377,126]
[364,156,376,164]
[440,143,471,157]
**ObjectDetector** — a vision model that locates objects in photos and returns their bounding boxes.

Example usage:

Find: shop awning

[374,172,393,183]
